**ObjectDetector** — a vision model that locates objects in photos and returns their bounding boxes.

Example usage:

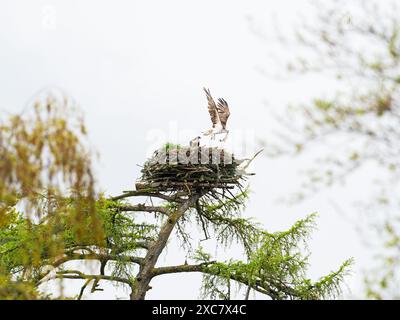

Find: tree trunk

[130,193,201,300]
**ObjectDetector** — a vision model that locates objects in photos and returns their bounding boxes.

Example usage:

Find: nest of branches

[136,146,247,193]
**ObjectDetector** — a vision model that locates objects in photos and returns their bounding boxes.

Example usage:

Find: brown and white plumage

[216,98,230,129]
[204,88,218,128]
[203,88,230,141]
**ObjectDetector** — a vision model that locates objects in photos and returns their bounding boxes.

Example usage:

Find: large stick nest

[136,146,247,192]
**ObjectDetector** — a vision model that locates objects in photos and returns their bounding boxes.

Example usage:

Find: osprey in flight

[202,88,230,142]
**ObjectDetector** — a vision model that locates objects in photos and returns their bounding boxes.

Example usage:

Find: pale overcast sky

[0,0,375,299]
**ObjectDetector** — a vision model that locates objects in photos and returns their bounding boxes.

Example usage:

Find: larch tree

[0,91,351,300]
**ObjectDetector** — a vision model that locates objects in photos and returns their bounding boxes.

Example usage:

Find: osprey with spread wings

[202,88,231,142]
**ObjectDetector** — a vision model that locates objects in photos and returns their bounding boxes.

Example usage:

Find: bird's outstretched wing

[217,98,230,129]
[203,88,220,128]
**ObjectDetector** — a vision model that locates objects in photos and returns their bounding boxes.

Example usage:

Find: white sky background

[0,0,377,299]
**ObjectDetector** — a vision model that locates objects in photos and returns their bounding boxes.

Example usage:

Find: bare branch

[151,262,282,299]
[36,252,144,286]
[56,270,132,286]
[152,262,216,276]
[78,279,92,300]
[110,190,186,203]
[114,203,168,215]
